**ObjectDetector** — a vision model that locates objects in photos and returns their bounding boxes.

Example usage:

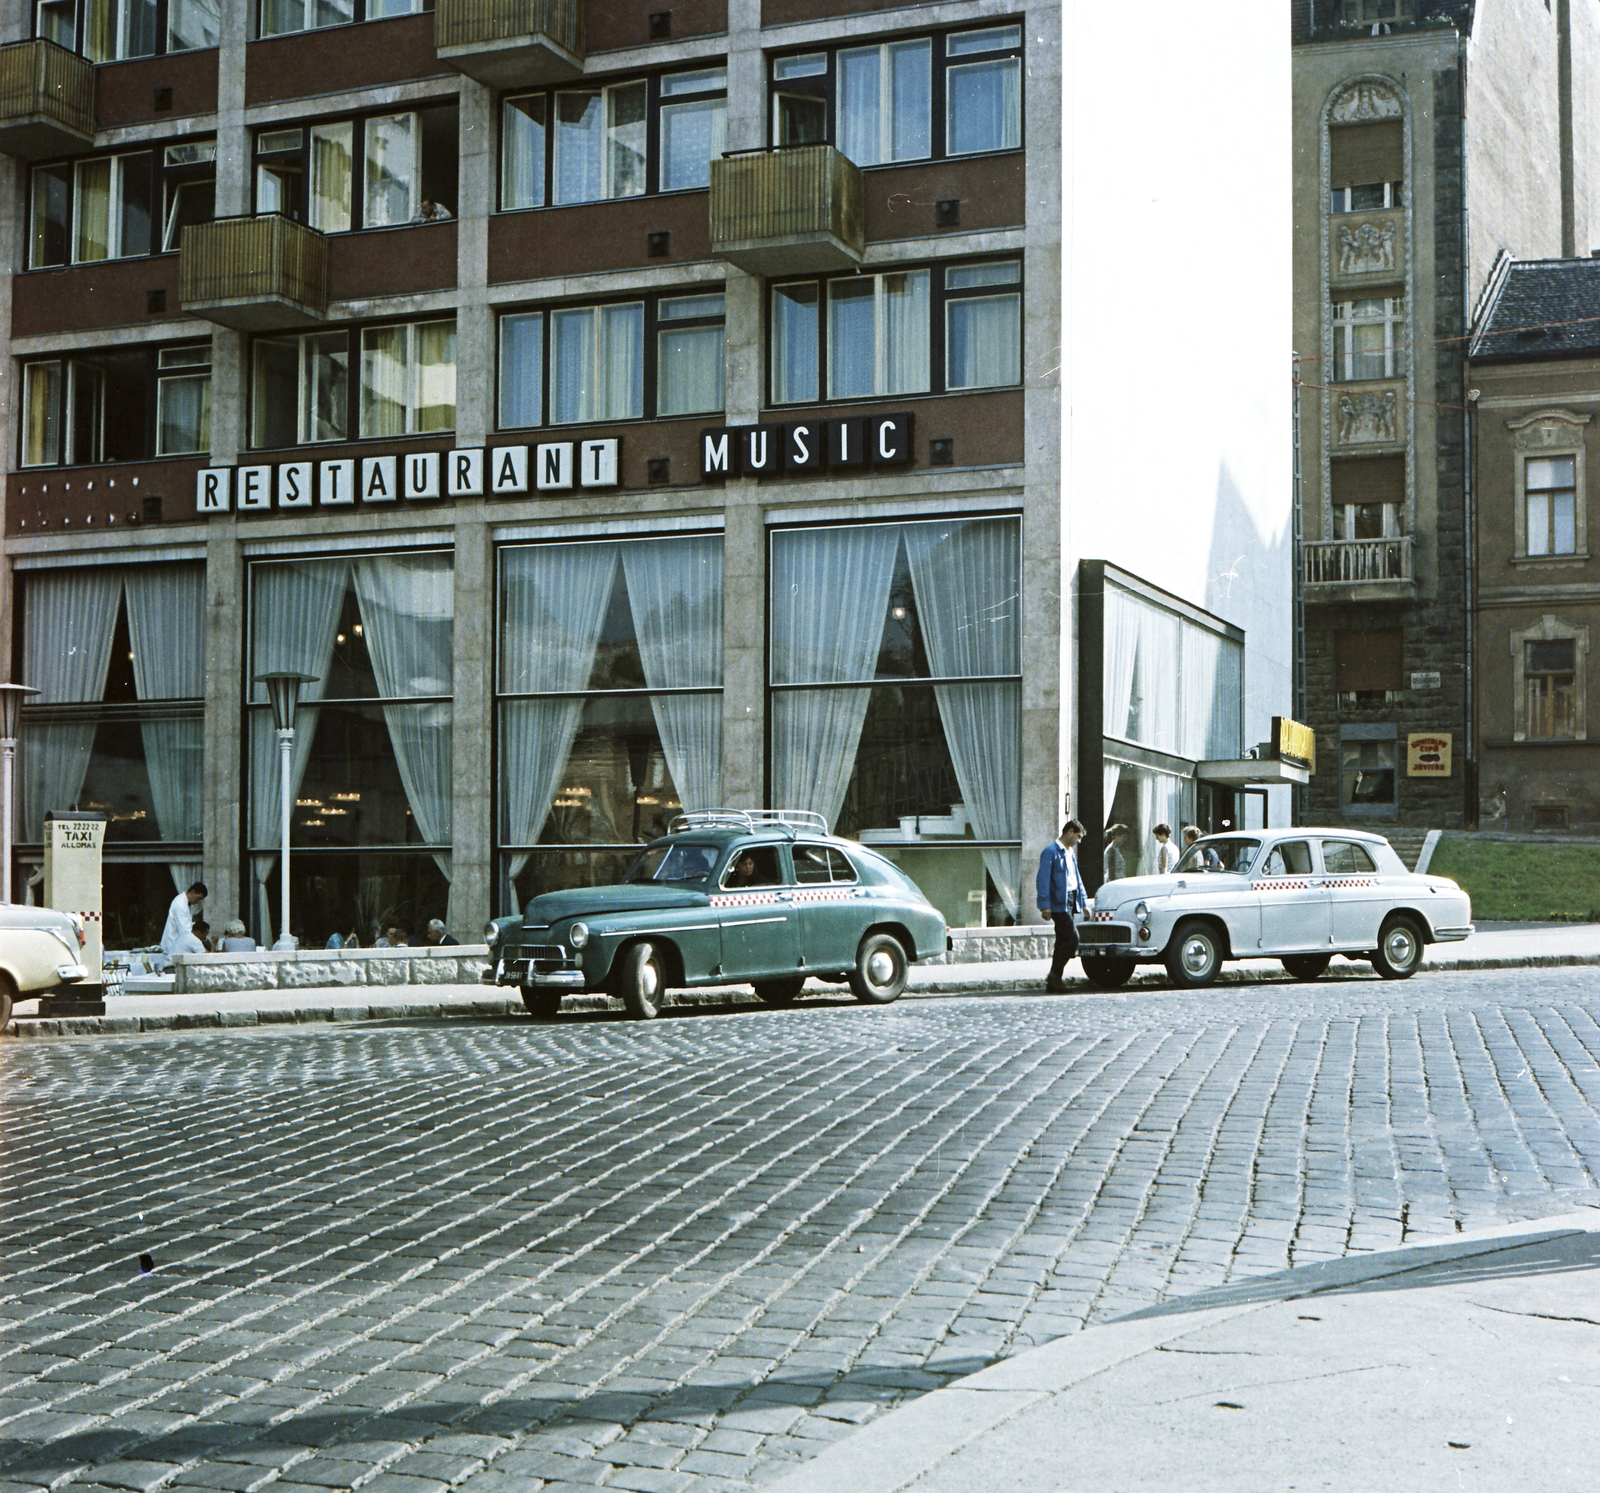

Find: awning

[1196,758,1310,787]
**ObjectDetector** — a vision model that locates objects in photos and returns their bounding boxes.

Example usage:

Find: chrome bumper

[493,952,587,989]
[1432,924,1474,942]
[526,970,586,988]
[56,963,89,983]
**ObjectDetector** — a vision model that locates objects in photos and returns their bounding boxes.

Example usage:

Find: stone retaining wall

[932,928,1054,964]
[172,946,492,994]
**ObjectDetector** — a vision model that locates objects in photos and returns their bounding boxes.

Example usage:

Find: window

[1323,840,1378,875]
[721,846,783,887]
[772,259,1020,406]
[1526,639,1577,739]
[251,330,350,447]
[20,344,197,467]
[1525,456,1577,556]
[496,535,725,910]
[1261,841,1313,877]
[252,106,459,231]
[503,69,726,210]
[35,0,225,59]
[30,142,215,268]
[1335,629,1403,709]
[793,844,857,884]
[497,294,724,429]
[770,24,1022,165]
[1339,0,1417,21]
[360,319,456,436]
[1340,733,1397,812]
[1332,296,1404,381]
[1329,181,1402,213]
[155,345,211,455]
[258,0,423,37]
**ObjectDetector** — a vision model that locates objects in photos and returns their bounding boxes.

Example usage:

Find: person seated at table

[423,919,459,947]
[219,919,256,952]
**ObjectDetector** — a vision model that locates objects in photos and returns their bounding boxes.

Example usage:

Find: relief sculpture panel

[1329,209,1404,284]
[1335,385,1403,446]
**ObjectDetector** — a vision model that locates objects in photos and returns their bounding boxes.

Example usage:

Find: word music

[700,415,913,478]
[195,440,621,513]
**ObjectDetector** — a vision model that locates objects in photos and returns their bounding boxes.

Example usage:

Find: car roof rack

[668,809,830,838]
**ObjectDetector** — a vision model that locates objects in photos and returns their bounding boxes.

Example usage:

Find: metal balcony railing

[178,215,329,332]
[710,145,865,276]
[1303,535,1415,587]
[0,39,94,159]
[435,0,584,86]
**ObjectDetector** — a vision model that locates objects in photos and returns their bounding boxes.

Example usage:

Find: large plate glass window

[1332,295,1404,381]
[251,329,350,447]
[360,319,456,437]
[495,535,724,908]
[247,552,455,947]
[768,518,1022,929]
[155,344,211,455]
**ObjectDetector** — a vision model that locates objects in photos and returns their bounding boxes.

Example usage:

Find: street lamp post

[0,683,41,904]
[255,672,316,951]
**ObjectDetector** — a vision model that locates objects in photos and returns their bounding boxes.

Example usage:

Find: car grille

[1078,924,1133,946]
[509,943,573,974]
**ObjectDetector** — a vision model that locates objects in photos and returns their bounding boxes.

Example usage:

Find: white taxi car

[0,905,91,1026]
[1079,829,1472,989]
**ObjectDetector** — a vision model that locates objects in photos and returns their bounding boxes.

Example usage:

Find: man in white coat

[161,881,209,956]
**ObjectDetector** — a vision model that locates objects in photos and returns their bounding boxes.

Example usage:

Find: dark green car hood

[523,883,710,925]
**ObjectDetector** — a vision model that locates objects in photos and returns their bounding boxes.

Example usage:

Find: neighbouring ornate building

[1468,258,1600,835]
[1293,0,1600,829]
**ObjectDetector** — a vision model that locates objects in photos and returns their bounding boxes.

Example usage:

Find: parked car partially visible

[485,811,949,1019]
[1079,828,1472,988]
[0,905,91,1026]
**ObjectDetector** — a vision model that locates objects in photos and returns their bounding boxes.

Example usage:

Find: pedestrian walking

[1153,822,1178,874]
[1036,820,1087,993]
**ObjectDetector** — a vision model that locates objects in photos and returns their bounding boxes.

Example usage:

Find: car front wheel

[616,940,668,1019]
[849,933,908,1004]
[1165,920,1223,988]
[1372,915,1424,980]
[754,977,805,1006]
[1281,954,1330,982]
[0,975,13,1030]
[520,986,563,1020]
[1081,956,1137,989]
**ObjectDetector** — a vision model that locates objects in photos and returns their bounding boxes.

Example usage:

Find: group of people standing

[1034,819,1217,992]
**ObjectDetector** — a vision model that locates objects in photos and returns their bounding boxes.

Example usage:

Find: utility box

[43,810,106,1015]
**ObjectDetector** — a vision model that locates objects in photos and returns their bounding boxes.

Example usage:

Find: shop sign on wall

[1406,732,1452,776]
[700,414,914,478]
[195,440,621,513]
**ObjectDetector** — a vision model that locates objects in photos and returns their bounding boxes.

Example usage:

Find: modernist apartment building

[0,0,1290,950]
[1292,0,1600,830]
[1468,257,1600,835]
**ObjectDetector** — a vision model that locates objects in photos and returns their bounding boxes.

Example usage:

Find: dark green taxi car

[484,811,949,1019]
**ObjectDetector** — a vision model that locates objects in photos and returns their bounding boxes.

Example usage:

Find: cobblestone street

[4,968,1600,1493]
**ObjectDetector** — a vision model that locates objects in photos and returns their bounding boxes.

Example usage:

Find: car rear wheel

[617,940,668,1019]
[520,986,563,1020]
[1081,956,1137,989]
[754,976,805,1006]
[1281,954,1331,982]
[1372,914,1424,980]
[849,933,908,1004]
[1164,920,1223,988]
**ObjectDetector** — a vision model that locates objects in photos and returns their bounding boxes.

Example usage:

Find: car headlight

[484,922,500,947]
[568,922,589,949]
[1134,902,1149,925]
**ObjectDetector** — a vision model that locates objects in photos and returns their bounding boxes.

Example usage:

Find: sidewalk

[5,922,1597,1039]
[763,1209,1600,1493]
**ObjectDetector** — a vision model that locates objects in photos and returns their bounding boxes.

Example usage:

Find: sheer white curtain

[499,543,619,885]
[1135,767,1185,879]
[619,538,722,812]
[248,560,347,942]
[1102,586,1141,814]
[601,303,644,420]
[20,569,122,842]
[353,554,455,914]
[1135,602,1182,754]
[125,564,205,892]
[770,525,899,829]
[903,519,1021,916]
[882,270,930,394]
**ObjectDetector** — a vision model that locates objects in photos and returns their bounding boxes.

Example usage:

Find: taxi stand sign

[197,439,622,512]
[43,810,106,1012]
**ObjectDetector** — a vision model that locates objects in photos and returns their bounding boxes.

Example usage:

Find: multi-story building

[1292,0,1600,831]
[0,1,1289,951]
[1468,256,1600,835]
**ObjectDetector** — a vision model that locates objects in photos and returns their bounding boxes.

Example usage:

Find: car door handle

[1308,879,1324,887]
[774,889,793,900]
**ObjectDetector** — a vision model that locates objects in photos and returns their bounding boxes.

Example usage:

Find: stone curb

[2,949,1594,1039]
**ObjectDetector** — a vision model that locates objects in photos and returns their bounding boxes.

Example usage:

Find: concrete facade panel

[94,48,219,128]
[243,14,450,105]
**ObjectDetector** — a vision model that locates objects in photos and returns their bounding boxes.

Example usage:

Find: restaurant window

[1338,0,1417,22]
[1332,295,1404,381]
[500,68,727,210]
[252,106,459,231]
[17,563,205,944]
[258,0,428,38]
[247,553,455,946]
[20,343,207,467]
[360,319,456,437]
[1524,455,1579,557]
[768,517,1022,931]
[33,0,225,59]
[496,535,724,910]
[770,24,1022,164]
[497,294,723,429]
[251,330,349,448]
[772,258,1020,406]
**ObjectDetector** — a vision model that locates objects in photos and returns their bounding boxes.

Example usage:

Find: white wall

[1063,2,1294,783]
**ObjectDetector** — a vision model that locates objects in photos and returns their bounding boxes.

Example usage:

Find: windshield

[1174,836,1260,875]
[626,843,718,885]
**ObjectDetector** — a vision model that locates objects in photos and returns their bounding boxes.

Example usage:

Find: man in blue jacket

[1036,820,1087,992]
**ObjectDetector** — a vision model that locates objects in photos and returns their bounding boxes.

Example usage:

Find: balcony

[178,215,329,332]
[435,0,583,89]
[710,145,865,277]
[1303,535,1416,601]
[0,39,94,159]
